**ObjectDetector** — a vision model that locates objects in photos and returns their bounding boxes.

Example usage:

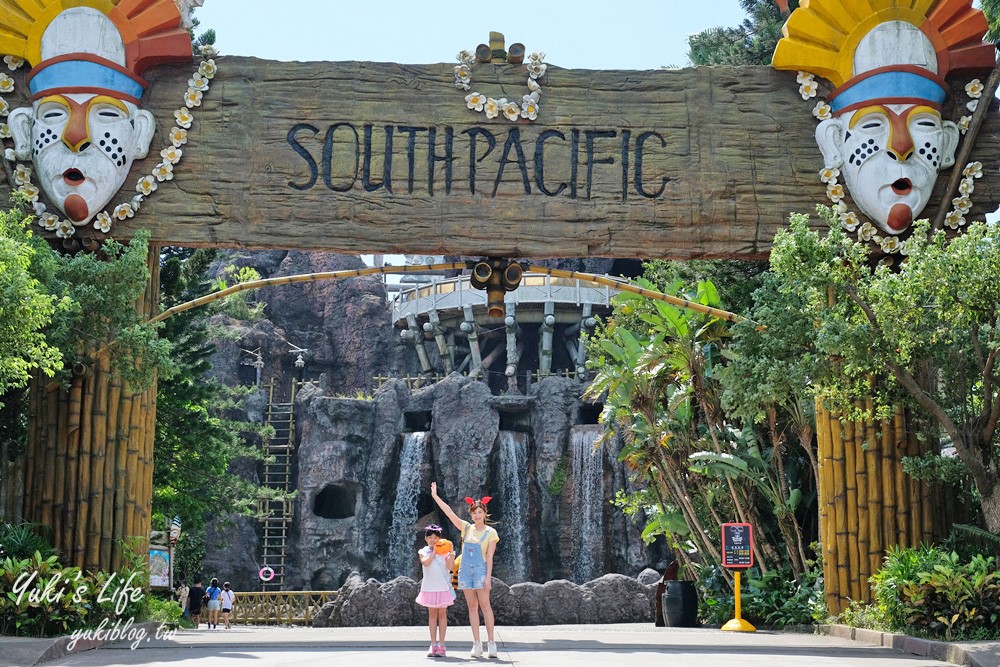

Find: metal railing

[231,591,338,625]
[372,368,586,391]
[390,273,619,323]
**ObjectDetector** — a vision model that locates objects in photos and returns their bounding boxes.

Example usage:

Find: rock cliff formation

[200,251,666,593]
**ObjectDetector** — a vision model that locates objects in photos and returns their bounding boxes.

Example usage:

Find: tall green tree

[981,0,1000,43]
[153,248,273,533]
[763,212,1000,537]
[587,273,815,579]
[0,205,65,404]
[688,0,798,66]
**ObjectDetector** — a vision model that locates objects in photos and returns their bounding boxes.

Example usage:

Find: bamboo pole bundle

[22,377,39,521]
[4,457,18,520]
[126,387,146,546]
[140,377,158,551]
[2,440,13,523]
[74,367,96,568]
[0,426,9,521]
[880,419,897,550]
[113,392,135,570]
[830,413,849,612]
[10,448,25,523]
[39,384,59,529]
[121,391,142,539]
[101,359,121,569]
[864,404,883,579]
[892,413,910,545]
[52,388,70,553]
[921,473,935,543]
[87,353,110,571]
[908,456,924,545]
[815,399,839,613]
[853,416,870,598]
[843,418,862,601]
[134,389,149,529]
[63,375,87,566]
[909,424,932,542]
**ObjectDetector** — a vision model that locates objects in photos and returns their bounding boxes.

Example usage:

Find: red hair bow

[464,496,492,505]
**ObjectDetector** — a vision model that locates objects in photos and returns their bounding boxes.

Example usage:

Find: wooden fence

[231,591,338,625]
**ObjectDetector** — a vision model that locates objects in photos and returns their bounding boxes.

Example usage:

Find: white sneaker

[487,641,498,658]
[470,641,483,658]
[427,644,436,657]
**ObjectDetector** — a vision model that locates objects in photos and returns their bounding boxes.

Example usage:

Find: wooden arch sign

[2,33,1000,259]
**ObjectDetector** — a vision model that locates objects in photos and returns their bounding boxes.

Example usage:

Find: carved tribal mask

[773,0,995,237]
[0,0,193,227]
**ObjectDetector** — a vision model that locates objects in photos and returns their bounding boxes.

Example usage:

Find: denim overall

[457,524,489,589]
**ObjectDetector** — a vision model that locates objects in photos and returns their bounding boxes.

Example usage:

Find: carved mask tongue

[887,203,912,232]
[64,194,89,222]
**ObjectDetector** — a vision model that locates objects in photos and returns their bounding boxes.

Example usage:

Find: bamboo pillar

[842,419,862,601]
[863,402,883,579]
[86,351,110,572]
[817,400,951,615]
[20,246,160,573]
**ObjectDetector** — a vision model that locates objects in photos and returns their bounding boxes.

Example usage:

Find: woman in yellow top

[431,481,500,659]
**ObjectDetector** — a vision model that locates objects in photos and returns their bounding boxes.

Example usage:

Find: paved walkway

[31,624,1000,667]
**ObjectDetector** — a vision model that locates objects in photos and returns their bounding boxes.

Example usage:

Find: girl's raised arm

[430,482,463,531]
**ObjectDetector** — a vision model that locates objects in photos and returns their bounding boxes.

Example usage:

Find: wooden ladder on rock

[258,379,297,591]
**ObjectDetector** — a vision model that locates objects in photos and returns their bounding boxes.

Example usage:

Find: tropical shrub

[899,552,1000,639]
[743,563,826,627]
[870,545,1000,640]
[147,595,183,624]
[0,542,151,637]
[0,552,90,637]
[0,523,56,560]
[869,545,951,630]
[697,561,825,628]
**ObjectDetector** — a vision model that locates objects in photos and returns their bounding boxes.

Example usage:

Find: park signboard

[721,522,754,569]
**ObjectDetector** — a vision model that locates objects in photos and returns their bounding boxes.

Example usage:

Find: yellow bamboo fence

[816,399,951,615]
[231,591,338,625]
[2,248,161,573]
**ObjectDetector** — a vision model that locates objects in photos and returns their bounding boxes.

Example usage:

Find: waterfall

[571,424,606,582]
[387,431,429,577]
[496,431,529,583]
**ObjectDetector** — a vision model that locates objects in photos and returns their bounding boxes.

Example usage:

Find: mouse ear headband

[464,496,492,506]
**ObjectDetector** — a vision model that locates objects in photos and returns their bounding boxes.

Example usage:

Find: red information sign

[721,523,754,569]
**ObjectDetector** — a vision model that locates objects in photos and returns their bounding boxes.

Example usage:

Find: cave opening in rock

[499,410,531,432]
[404,411,432,432]
[578,402,604,425]
[313,483,358,519]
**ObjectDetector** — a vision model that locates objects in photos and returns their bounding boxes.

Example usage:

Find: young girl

[430,481,500,659]
[219,582,237,629]
[416,523,456,657]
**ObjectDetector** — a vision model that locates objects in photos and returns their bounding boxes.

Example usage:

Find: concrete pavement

[31,623,1000,667]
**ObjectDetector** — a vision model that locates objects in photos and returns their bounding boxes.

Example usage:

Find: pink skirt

[416,589,455,608]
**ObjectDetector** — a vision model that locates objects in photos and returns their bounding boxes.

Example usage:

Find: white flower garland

[455,50,546,122]
[796,71,984,254]
[1,52,218,239]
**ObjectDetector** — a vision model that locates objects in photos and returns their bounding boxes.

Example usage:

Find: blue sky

[193,1,750,69]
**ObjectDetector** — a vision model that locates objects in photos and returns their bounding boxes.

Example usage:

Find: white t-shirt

[220,590,236,608]
[418,546,452,593]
